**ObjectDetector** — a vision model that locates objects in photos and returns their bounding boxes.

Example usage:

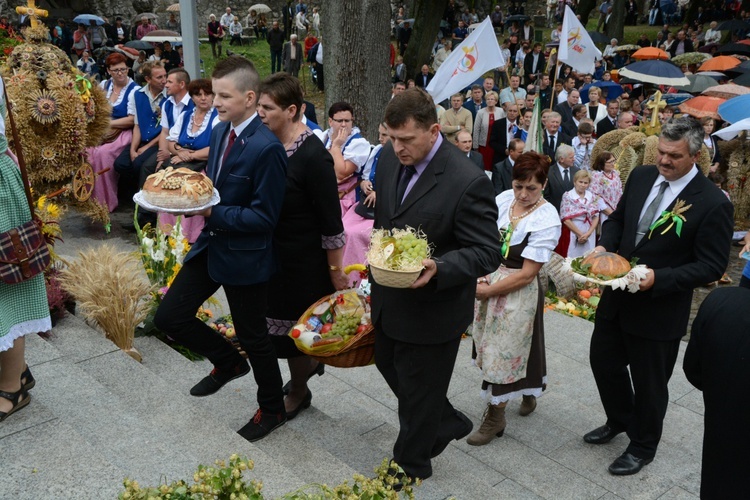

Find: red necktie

[221,129,237,167]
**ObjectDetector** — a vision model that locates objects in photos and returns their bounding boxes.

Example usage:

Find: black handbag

[0,78,51,284]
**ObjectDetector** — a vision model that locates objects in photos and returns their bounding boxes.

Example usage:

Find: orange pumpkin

[581,252,631,279]
[579,290,592,299]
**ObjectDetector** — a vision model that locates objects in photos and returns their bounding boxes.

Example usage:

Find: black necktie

[396,165,416,207]
[563,168,570,185]
[549,134,555,152]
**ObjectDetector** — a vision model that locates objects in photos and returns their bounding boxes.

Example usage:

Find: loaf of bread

[141,167,214,209]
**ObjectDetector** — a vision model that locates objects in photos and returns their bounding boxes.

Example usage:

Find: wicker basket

[292,293,375,368]
[369,264,421,288]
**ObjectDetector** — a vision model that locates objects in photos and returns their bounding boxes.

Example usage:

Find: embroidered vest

[177,108,218,150]
[163,97,195,130]
[134,90,164,143]
[107,80,137,120]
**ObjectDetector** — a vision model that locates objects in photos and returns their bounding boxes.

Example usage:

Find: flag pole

[549,59,560,111]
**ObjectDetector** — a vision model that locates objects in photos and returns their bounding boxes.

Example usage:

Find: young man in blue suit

[154,56,288,442]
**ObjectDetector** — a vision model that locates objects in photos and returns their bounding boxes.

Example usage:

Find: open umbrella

[618,60,690,86]
[587,31,609,44]
[739,39,750,46]
[678,96,726,120]
[132,12,159,23]
[73,14,105,25]
[613,44,640,53]
[141,30,181,43]
[713,117,750,140]
[632,47,669,60]
[398,18,415,28]
[670,52,712,66]
[506,15,530,23]
[166,3,180,12]
[124,40,155,50]
[717,20,750,32]
[672,74,720,93]
[702,83,750,99]
[580,81,624,103]
[660,0,677,15]
[715,43,750,57]
[646,92,693,107]
[699,55,741,72]
[731,71,750,86]
[248,3,272,14]
[718,94,750,123]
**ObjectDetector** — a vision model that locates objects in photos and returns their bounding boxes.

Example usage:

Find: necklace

[509,197,543,221]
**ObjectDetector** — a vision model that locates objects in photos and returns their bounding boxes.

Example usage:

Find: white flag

[558,6,602,75]
[426,17,505,105]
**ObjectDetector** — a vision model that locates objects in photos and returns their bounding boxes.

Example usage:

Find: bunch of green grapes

[394,232,430,267]
[330,313,361,339]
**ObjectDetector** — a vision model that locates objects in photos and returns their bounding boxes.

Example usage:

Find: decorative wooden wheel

[72,162,95,202]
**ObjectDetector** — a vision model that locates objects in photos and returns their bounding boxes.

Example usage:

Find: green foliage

[119,456,417,500]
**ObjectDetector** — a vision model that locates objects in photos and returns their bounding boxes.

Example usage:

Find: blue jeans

[270,48,282,73]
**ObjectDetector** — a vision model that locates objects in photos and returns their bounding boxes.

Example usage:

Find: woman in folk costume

[557,169,606,258]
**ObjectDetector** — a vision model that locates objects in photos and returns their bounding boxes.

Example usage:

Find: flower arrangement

[119,455,417,500]
[0,26,23,57]
[135,210,190,291]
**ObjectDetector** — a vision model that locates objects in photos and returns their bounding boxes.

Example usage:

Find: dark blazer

[467,150,484,170]
[462,99,486,122]
[523,51,545,78]
[667,38,694,58]
[186,117,287,286]
[541,130,572,160]
[554,101,574,124]
[488,118,518,164]
[414,72,433,88]
[493,158,513,196]
[707,135,721,166]
[597,165,734,340]
[544,161,579,212]
[371,138,501,345]
[596,115,617,137]
[303,99,317,125]
[683,287,750,499]
[561,118,579,138]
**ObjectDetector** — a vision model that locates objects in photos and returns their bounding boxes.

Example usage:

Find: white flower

[142,236,154,249]
[152,249,165,262]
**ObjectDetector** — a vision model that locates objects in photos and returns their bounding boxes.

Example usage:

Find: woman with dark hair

[257,73,349,420]
[700,116,721,173]
[87,52,140,212]
[157,78,219,243]
[589,151,622,228]
[468,151,561,446]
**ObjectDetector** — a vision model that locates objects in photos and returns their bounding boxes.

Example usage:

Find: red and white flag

[426,17,505,105]
[558,6,602,75]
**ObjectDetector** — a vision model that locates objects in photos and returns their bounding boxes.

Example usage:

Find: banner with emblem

[425,17,505,105]
[558,6,602,75]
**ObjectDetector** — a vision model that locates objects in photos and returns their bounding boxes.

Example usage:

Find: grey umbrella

[672,74,720,93]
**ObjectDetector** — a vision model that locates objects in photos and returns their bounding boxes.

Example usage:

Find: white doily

[133,188,220,214]
[563,258,650,293]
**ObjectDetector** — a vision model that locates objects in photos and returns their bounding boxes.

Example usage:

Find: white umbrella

[248,3,272,14]
[166,4,180,12]
[141,35,182,43]
[713,117,750,140]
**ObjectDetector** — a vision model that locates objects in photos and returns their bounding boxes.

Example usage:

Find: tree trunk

[606,0,626,42]
[577,0,598,26]
[322,0,392,142]
[403,0,449,82]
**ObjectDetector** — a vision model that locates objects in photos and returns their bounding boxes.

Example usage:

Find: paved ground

[0,205,713,499]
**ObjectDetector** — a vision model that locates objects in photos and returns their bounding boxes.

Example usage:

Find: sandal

[0,388,30,422]
[21,365,35,391]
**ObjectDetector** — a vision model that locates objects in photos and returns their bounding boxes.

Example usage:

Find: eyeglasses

[605,159,616,164]
[331,118,353,124]
[109,68,128,73]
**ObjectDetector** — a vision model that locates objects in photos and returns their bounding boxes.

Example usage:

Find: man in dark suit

[523,43,545,86]
[544,143,578,212]
[683,286,750,499]
[373,88,501,486]
[541,111,572,161]
[596,101,620,137]
[493,138,524,195]
[584,117,733,476]
[154,56,289,443]
[488,103,520,164]
[456,130,485,170]
[554,89,580,129]
[462,84,486,122]
[414,64,433,89]
[667,30,694,58]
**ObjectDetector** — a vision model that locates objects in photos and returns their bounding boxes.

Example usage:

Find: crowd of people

[2,1,750,496]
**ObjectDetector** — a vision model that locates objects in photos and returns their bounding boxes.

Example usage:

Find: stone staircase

[0,309,706,499]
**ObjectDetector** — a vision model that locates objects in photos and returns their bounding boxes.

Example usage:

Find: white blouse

[314,126,372,172]
[100,78,138,109]
[496,190,562,264]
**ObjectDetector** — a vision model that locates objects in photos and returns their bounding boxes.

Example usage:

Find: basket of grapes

[288,288,374,368]
[366,227,432,288]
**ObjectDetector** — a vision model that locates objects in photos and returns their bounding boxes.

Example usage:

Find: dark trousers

[315,62,324,91]
[113,143,159,191]
[590,317,681,459]
[153,251,284,413]
[374,328,463,479]
[270,48,282,73]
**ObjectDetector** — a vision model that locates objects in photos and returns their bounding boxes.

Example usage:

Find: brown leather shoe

[467,403,506,446]
[519,395,537,416]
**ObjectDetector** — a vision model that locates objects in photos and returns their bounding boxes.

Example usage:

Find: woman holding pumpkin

[468,151,561,446]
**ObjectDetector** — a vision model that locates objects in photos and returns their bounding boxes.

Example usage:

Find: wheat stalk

[58,244,154,351]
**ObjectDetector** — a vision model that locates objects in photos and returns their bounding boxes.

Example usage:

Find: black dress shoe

[430,410,473,458]
[237,409,287,442]
[189,361,250,397]
[286,390,312,420]
[608,452,653,475]
[383,462,430,492]
[282,361,325,395]
[583,424,623,444]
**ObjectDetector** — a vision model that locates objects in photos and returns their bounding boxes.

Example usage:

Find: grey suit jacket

[544,162,579,212]
[371,137,501,345]
[493,158,513,196]
[467,150,484,170]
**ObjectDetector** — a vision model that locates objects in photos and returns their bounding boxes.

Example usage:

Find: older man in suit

[542,111,572,161]
[596,101,620,137]
[544,143,578,212]
[154,56,289,443]
[373,88,501,487]
[488,103,520,164]
[282,34,302,77]
[584,117,733,476]
[493,138,524,195]
[414,64,433,88]
[456,130,485,170]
